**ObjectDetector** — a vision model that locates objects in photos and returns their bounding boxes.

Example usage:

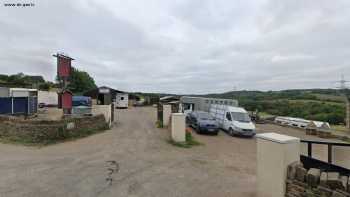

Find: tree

[39,83,51,91]
[66,67,97,94]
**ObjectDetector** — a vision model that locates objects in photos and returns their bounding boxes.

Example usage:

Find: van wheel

[228,128,234,136]
[196,127,201,134]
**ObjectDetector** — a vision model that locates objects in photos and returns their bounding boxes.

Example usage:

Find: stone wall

[286,161,350,197]
[0,114,108,144]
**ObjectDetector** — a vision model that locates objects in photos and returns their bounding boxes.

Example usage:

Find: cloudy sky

[1,0,349,94]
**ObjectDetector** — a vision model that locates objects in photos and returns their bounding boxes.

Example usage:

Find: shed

[61,90,72,109]
[0,87,38,115]
[83,86,124,105]
[0,87,37,97]
[57,90,73,114]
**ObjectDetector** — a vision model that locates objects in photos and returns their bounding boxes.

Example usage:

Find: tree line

[0,67,97,94]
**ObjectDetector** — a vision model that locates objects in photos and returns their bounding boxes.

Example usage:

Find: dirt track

[1,107,345,197]
[0,107,256,197]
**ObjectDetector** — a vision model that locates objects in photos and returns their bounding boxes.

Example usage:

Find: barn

[84,86,124,105]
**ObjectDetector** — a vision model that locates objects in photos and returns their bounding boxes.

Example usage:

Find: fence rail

[300,139,350,176]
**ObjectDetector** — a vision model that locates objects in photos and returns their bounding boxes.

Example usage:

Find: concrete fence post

[171,113,186,142]
[256,133,300,197]
[163,105,172,127]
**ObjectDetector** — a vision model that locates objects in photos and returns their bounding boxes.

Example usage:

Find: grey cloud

[0,0,349,94]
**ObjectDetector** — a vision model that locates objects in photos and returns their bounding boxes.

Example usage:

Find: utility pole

[335,74,350,131]
[346,97,350,131]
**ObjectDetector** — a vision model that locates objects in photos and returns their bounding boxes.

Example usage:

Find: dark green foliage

[38,83,51,91]
[66,67,97,94]
[0,72,54,90]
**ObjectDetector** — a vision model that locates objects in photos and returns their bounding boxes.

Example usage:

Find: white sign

[99,88,110,94]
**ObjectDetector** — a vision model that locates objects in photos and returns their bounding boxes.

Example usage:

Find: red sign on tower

[53,53,74,114]
[54,53,74,78]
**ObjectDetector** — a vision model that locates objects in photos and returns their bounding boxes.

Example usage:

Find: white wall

[38,91,58,105]
[92,104,112,128]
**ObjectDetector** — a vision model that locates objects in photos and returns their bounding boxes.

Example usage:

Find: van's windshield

[231,112,251,123]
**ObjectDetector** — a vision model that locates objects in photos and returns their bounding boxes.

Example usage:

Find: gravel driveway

[1,107,344,197]
[0,107,256,197]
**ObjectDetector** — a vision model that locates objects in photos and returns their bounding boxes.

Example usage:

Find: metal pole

[346,97,350,131]
[328,144,333,164]
[308,142,312,157]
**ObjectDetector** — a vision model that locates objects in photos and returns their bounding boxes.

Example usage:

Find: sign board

[99,88,110,94]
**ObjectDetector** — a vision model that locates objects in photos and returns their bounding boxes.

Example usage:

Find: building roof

[83,86,124,99]
[53,53,75,60]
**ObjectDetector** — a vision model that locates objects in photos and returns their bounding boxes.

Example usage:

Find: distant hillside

[196,89,349,125]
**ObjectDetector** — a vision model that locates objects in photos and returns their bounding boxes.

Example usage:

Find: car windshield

[197,112,214,120]
[231,112,251,122]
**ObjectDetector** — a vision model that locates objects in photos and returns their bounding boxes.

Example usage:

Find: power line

[335,74,349,90]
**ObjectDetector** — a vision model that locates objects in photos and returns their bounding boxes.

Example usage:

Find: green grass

[311,93,345,103]
[332,125,350,133]
[288,99,345,106]
[259,111,274,118]
[167,132,202,148]
[156,120,163,128]
[338,135,350,143]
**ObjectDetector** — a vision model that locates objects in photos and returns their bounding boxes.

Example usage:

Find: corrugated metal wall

[0,98,12,114]
[0,97,38,115]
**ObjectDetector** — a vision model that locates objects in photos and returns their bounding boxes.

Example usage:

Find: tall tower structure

[53,53,74,114]
[336,74,349,131]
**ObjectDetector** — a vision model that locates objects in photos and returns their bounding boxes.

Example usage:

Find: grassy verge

[168,132,202,148]
[332,125,349,133]
[156,120,163,128]
[339,136,350,143]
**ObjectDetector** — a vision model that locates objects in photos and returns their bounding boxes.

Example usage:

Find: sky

[0,0,349,94]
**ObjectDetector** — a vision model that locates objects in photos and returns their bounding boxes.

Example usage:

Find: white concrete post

[163,104,172,127]
[256,133,300,197]
[171,113,186,142]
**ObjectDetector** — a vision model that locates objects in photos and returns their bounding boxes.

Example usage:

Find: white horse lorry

[209,104,256,137]
[180,96,255,137]
[180,96,238,114]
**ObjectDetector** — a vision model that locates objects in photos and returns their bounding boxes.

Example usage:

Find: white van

[116,93,129,108]
[209,104,256,137]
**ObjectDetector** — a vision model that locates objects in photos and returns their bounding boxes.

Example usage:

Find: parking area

[0,107,343,197]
